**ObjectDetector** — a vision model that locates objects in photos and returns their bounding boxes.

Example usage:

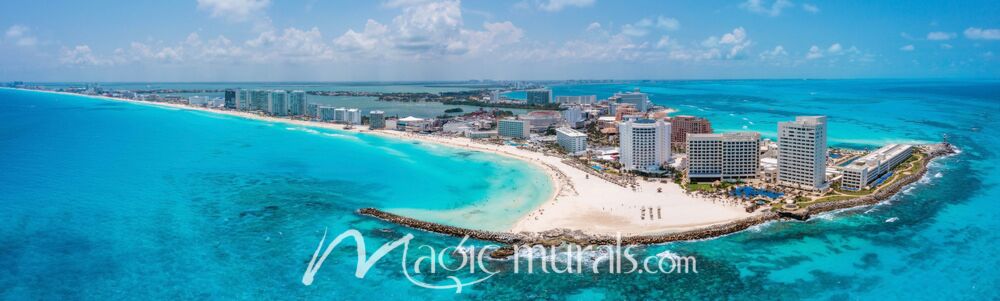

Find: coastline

[7,87,755,236]
[360,143,955,252]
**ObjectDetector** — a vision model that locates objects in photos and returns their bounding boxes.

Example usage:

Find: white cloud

[60,45,107,66]
[656,16,680,31]
[802,3,819,13]
[964,27,1000,40]
[5,25,37,47]
[670,27,752,61]
[334,0,523,59]
[759,45,787,60]
[59,0,525,67]
[621,18,653,37]
[827,43,843,54]
[196,0,270,22]
[334,20,388,53]
[537,0,595,12]
[926,31,955,41]
[586,22,602,32]
[940,43,953,49]
[620,16,679,37]
[740,0,793,17]
[900,44,914,51]
[805,45,823,59]
[5,25,27,38]
[655,36,673,49]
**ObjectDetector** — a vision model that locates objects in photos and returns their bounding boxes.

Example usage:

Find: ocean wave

[285,127,320,135]
[885,217,898,223]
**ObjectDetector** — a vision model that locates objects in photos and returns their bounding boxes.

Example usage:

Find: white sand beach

[16,88,757,236]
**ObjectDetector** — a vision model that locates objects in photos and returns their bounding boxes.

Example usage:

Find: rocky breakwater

[358,208,782,258]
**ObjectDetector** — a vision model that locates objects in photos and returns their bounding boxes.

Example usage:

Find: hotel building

[556,127,588,154]
[250,90,270,112]
[613,89,651,112]
[346,108,361,125]
[840,144,914,191]
[619,119,671,171]
[369,110,386,129]
[686,132,760,182]
[268,90,288,116]
[498,118,530,139]
[668,115,713,151]
[224,89,237,109]
[318,106,336,121]
[562,106,585,128]
[288,91,307,116]
[237,90,251,111]
[333,108,347,122]
[526,89,552,105]
[778,116,828,190]
[556,95,597,104]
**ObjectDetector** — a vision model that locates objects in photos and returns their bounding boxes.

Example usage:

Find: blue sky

[1,0,998,81]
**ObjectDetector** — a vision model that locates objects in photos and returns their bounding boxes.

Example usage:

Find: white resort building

[555,127,588,154]
[612,89,651,112]
[686,132,761,182]
[346,108,361,125]
[498,119,530,139]
[840,144,914,191]
[778,116,829,190]
[618,119,671,172]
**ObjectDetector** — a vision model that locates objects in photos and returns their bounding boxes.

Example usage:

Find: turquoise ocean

[1,79,998,300]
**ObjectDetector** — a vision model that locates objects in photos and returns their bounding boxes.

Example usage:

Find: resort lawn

[811,195,857,203]
[686,183,716,192]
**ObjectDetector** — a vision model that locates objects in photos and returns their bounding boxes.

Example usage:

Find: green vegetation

[444,107,463,113]
[686,183,715,192]
[812,195,857,203]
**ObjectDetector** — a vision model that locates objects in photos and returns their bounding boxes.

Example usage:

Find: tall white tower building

[777,116,828,190]
[619,119,671,172]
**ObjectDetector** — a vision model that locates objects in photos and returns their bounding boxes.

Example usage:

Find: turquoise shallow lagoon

[1,79,999,300]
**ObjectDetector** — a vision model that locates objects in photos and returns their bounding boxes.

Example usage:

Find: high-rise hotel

[288,91,307,116]
[619,119,671,172]
[686,132,760,182]
[777,116,828,190]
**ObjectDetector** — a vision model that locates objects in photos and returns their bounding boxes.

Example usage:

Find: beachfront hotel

[612,89,651,112]
[288,91,307,116]
[224,90,237,109]
[668,115,713,151]
[317,106,336,121]
[840,144,914,191]
[555,127,588,154]
[267,90,288,116]
[686,132,761,182]
[618,119,671,172]
[778,116,829,190]
[498,118,530,139]
[555,95,597,104]
[369,110,386,129]
[526,89,553,105]
[236,90,251,111]
[346,109,361,125]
